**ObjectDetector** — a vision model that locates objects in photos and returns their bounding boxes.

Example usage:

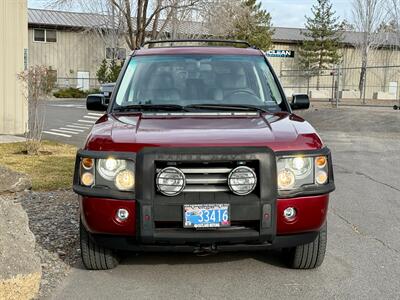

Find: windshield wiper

[113,104,189,112]
[185,104,269,113]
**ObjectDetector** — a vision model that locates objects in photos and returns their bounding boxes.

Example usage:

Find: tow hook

[194,244,218,256]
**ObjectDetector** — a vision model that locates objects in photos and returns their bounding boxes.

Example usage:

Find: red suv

[74,40,335,270]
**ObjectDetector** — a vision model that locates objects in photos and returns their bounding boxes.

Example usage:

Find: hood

[86,112,323,152]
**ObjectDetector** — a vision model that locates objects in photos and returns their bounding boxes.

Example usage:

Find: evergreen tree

[96,59,109,84]
[233,0,274,50]
[298,0,343,90]
[107,59,123,83]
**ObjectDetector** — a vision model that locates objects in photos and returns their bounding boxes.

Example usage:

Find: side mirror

[291,94,310,110]
[86,94,108,111]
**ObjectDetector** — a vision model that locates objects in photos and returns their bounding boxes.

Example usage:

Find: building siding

[28,28,122,86]
[0,0,28,135]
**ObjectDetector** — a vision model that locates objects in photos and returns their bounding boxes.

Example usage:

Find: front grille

[156,161,258,193]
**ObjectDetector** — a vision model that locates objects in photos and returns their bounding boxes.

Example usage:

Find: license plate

[183,204,230,228]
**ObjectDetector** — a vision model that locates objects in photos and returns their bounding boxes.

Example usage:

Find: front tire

[80,221,119,270]
[283,222,327,269]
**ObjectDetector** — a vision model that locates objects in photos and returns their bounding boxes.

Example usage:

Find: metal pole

[111,4,115,59]
[363,68,367,105]
[336,65,340,108]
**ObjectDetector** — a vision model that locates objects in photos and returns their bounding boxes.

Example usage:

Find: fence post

[336,65,341,108]
[363,68,368,105]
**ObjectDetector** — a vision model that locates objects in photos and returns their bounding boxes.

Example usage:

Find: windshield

[113,55,285,111]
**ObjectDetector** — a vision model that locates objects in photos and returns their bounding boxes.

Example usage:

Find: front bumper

[76,146,333,250]
[80,194,329,249]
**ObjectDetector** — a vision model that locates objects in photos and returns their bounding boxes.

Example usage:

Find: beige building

[0,0,28,135]
[27,8,400,100]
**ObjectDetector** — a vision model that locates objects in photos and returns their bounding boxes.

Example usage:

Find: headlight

[97,158,127,181]
[290,157,312,178]
[115,170,135,191]
[78,156,135,192]
[228,166,257,195]
[277,155,329,190]
[156,167,186,196]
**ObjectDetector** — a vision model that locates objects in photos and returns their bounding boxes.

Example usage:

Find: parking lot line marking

[66,125,90,130]
[51,129,79,135]
[84,116,100,120]
[72,123,92,127]
[43,131,72,138]
[60,127,84,132]
[88,113,104,117]
[78,119,96,124]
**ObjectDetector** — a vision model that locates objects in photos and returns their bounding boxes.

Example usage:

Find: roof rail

[141,39,257,49]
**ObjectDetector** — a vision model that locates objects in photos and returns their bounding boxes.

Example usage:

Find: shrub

[53,88,100,98]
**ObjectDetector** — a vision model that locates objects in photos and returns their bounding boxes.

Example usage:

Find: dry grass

[0,141,77,191]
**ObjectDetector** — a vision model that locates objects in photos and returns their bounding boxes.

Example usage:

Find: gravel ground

[14,190,80,299]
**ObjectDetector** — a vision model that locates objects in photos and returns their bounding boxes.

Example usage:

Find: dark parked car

[75,40,335,270]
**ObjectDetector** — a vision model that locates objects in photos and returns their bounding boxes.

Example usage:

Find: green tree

[96,59,109,84]
[233,0,274,50]
[107,59,123,83]
[298,0,343,90]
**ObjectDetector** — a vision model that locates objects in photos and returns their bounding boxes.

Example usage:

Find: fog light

[116,208,129,221]
[283,207,297,220]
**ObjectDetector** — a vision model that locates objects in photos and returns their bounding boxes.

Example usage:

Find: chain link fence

[55,77,101,91]
[279,65,400,108]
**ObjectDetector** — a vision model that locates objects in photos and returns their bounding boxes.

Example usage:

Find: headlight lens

[290,157,313,178]
[277,155,329,190]
[277,169,296,189]
[97,158,127,181]
[228,166,257,195]
[156,167,186,196]
[115,170,135,191]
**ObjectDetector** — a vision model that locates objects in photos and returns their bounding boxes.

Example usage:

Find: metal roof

[28,8,112,29]
[28,9,399,47]
[28,8,209,36]
[272,27,399,47]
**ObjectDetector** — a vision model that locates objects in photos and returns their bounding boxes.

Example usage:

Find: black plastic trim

[73,149,136,200]
[136,147,278,244]
[275,147,335,198]
[91,231,319,252]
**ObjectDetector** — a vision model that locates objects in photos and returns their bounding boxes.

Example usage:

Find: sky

[28,0,351,29]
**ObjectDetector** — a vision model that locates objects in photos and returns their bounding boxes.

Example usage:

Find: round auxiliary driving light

[116,208,129,222]
[283,207,297,220]
[156,167,186,196]
[228,166,257,196]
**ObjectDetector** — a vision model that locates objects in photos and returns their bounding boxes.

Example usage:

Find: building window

[33,29,45,42]
[46,30,57,42]
[106,47,126,60]
[33,29,57,43]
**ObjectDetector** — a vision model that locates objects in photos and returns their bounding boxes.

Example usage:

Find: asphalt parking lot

[51,105,400,299]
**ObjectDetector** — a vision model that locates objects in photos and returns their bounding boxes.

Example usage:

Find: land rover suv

[74,40,335,270]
